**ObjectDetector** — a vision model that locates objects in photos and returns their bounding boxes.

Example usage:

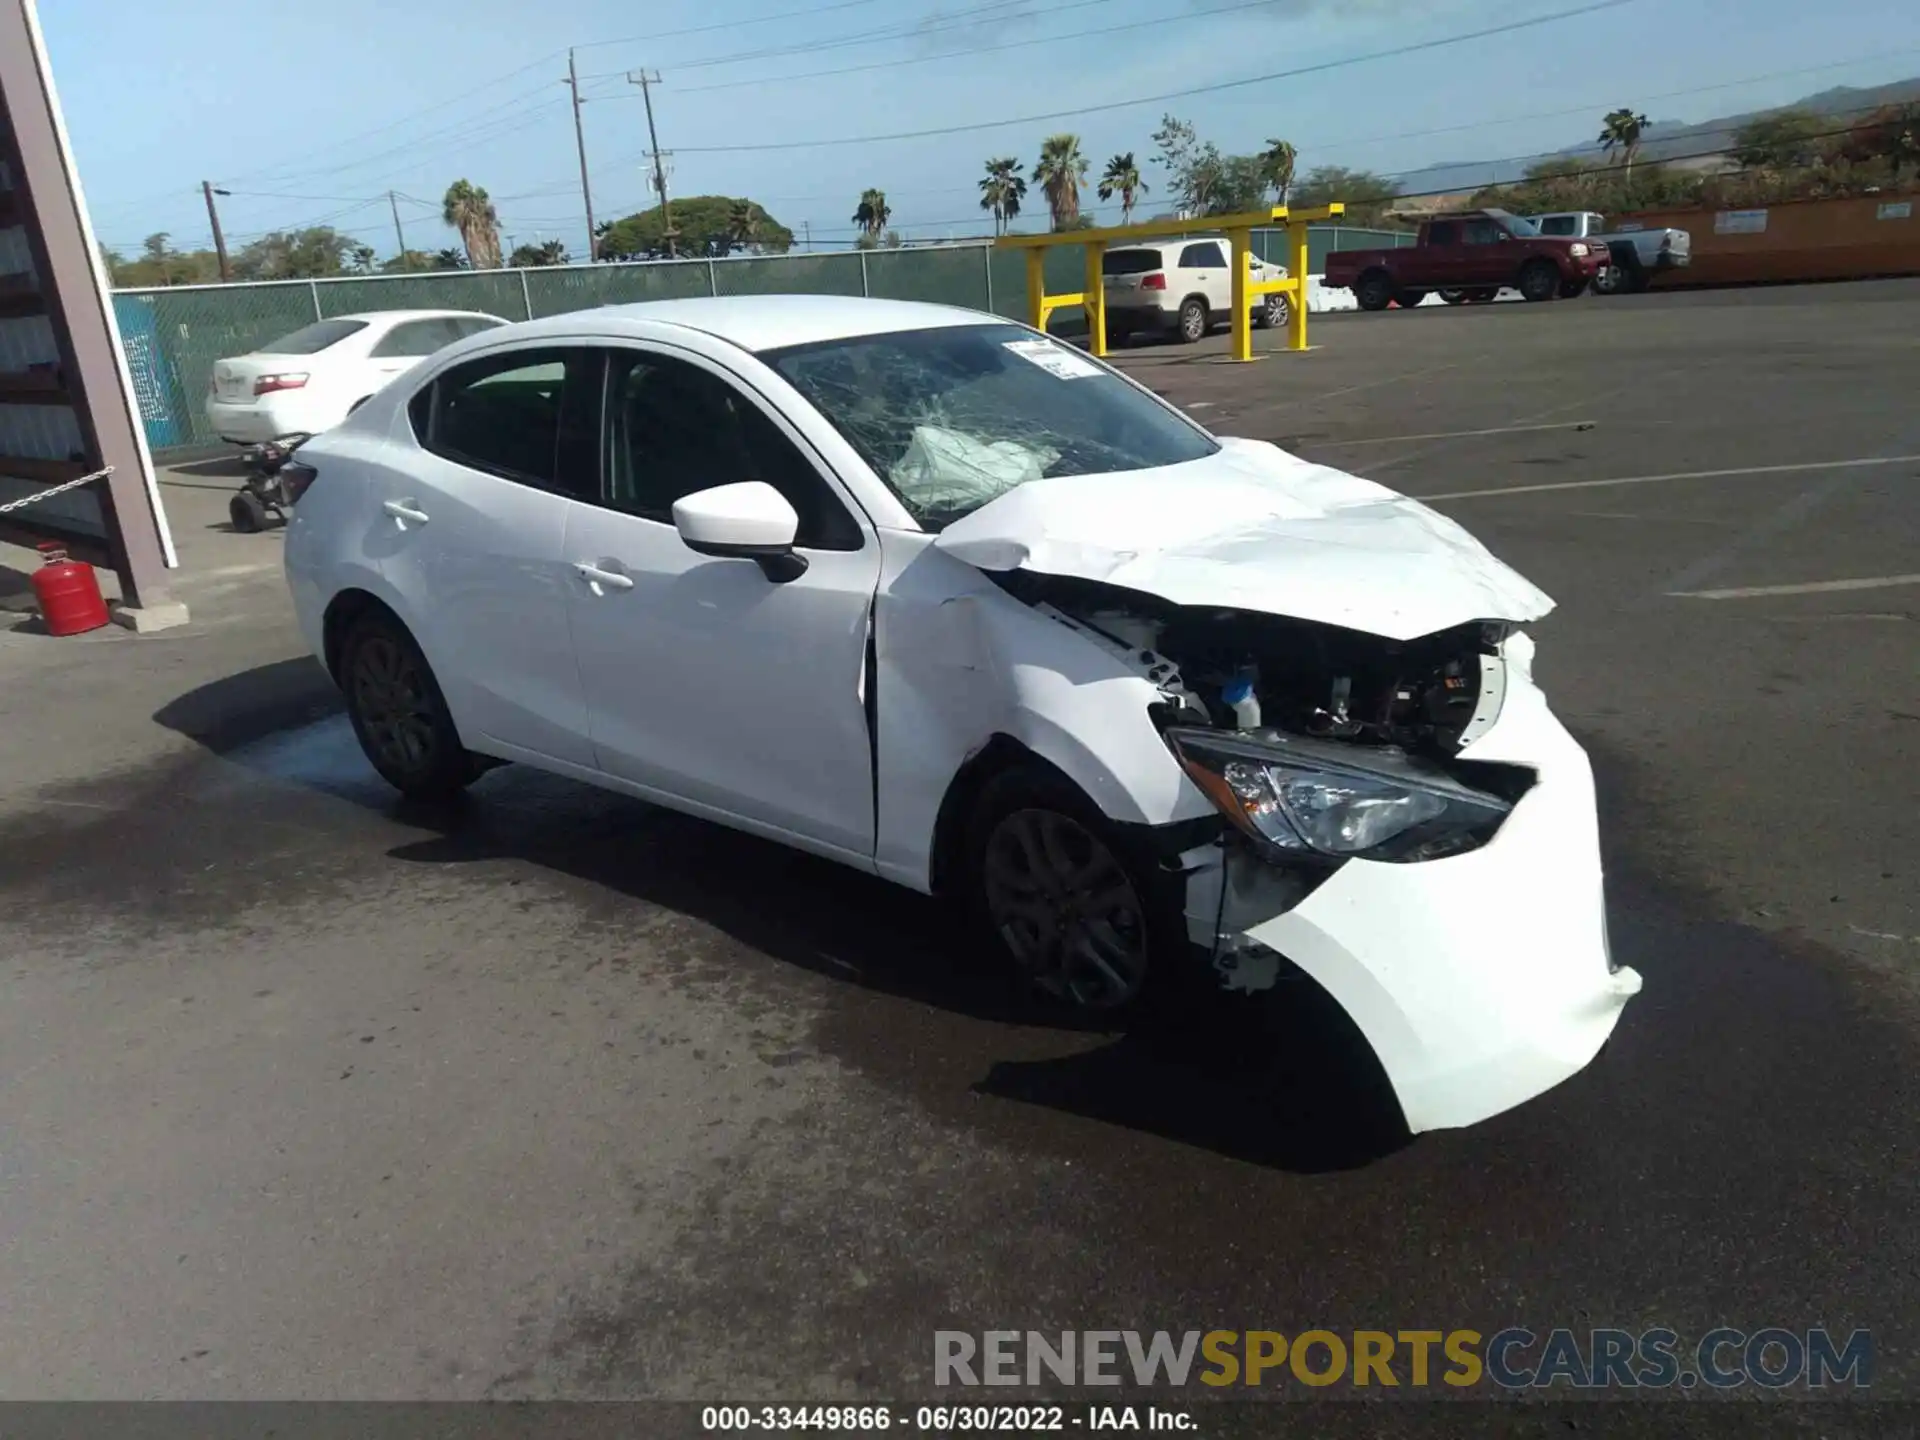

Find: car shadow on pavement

[153,657,1411,1173]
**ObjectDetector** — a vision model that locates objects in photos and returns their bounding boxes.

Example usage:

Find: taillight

[253,372,309,396]
[1141,272,1167,290]
[282,461,319,505]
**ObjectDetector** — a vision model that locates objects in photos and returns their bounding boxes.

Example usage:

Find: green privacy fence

[121,226,1413,452]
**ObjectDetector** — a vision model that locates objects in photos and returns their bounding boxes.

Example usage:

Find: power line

[218,57,569,187]
[571,0,904,51]
[662,0,1640,154]
[681,0,1291,95]
[580,0,1046,82]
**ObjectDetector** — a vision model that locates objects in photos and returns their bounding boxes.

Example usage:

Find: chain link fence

[117,227,1412,453]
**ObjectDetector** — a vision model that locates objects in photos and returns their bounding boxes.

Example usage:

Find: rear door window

[412,347,601,498]
[370,318,468,358]
[1426,221,1459,246]
[1179,242,1227,268]
[258,319,368,355]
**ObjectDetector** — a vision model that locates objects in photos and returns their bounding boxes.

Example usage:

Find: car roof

[1108,236,1226,250]
[504,294,1001,354]
[326,309,505,324]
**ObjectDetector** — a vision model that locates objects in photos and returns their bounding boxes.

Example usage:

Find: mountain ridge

[1386,75,1920,198]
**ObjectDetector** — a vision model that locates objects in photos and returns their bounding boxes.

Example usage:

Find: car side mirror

[671,481,808,583]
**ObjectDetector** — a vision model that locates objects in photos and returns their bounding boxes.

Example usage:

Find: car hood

[930,436,1553,641]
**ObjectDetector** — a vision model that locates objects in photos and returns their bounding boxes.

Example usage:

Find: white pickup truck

[1528,211,1691,294]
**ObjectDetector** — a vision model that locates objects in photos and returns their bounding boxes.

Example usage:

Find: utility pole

[627,69,676,258]
[388,190,408,267]
[803,219,811,252]
[202,181,231,282]
[566,49,599,261]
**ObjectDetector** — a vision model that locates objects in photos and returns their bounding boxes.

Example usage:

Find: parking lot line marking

[1670,573,1920,600]
[1313,420,1599,447]
[1417,454,1920,501]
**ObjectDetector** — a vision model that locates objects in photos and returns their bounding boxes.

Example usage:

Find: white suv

[1101,237,1289,344]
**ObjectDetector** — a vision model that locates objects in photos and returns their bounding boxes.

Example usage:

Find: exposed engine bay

[993,570,1512,760]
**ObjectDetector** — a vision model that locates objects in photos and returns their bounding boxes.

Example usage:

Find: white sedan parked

[205,309,509,444]
[282,295,1641,1134]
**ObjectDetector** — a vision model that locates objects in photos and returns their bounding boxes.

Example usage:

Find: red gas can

[31,542,111,636]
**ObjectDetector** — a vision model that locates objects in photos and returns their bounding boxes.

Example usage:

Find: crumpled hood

[931,436,1553,640]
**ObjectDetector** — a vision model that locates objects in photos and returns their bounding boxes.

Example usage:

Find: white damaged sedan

[282,295,1641,1134]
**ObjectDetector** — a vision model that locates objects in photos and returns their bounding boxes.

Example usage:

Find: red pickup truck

[1322,209,1610,310]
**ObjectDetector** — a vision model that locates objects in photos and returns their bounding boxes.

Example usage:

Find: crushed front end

[998,570,1643,1134]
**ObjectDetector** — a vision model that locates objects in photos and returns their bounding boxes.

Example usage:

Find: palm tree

[441,180,502,270]
[1033,134,1088,232]
[726,199,759,254]
[977,158,1028,236]
[1598,108,1651,186]
[852,188,891,242]
[1096,153,1147,226]
[1260,138,1298,207]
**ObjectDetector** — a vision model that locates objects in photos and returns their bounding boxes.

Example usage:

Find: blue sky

[42,0,1920,262]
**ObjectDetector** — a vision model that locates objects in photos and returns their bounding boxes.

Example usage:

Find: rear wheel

[339,610,483,801]
[1253,292,1289,330]
[965,766,1170,1015]
[1355,271,1395,312]
[1518,260,1560,303]
[229,489,268,533]
[1176,296,1209,343]
[1438,288,1469,305]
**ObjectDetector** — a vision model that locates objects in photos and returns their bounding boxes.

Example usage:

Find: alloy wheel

[981,808,1149,1010]
[350,635,438,775]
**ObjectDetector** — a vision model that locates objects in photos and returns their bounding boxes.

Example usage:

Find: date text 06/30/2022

[702,1406,1194,1431]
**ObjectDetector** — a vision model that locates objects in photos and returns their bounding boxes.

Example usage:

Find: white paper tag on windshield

[1003,338,1101,379]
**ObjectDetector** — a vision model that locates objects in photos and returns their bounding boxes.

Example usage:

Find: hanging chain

[0,465,114,516]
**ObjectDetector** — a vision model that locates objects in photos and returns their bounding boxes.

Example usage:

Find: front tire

[965,766,1165,1015]
[1518,260,1560,302]
[339,610,483,801]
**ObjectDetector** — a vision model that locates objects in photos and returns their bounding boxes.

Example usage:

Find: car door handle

[573,561,634,593]
[383,498,430,526]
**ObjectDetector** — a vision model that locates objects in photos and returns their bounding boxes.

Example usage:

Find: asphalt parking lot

[1,279,1916,1431]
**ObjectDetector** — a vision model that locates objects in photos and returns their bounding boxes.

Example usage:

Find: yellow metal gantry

[995,203,1345,362]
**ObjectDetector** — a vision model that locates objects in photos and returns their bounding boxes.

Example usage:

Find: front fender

[872,537,1211,892]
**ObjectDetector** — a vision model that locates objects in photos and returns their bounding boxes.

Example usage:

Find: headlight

[1569,242,1590,256]
[1167,728,1514,863]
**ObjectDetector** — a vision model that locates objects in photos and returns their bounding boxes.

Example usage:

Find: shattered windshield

[761,323,1219,528]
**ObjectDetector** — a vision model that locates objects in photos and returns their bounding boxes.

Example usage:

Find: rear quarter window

[258,318,369,355]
